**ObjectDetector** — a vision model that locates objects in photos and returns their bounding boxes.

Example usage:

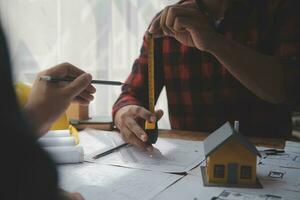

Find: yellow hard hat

[14,82,70,130]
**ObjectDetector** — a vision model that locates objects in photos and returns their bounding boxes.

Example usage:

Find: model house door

[227,163,238,184]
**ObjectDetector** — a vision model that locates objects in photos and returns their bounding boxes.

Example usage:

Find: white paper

[189,162,300,194]
[285,141,300,149]
[44,146,84,164]
[258,152,300,169]
[58,163,182,200]
[188,164,204,177]
[153,175,223,200]
[154,161,300,200]
[153,173,299,200]
[256,165,300,194]
[214,190,283,200]
[38,137,76,147]
[80,129,205,173]
[43,130,70,138]
[77,128,122,156]
[285,141,300,154]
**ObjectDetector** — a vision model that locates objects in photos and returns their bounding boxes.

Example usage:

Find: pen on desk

[265,194,282,198]
[92,143,129,160]
[40,75,123,86]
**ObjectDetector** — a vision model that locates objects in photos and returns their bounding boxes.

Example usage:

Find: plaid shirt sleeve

[112,34,164,118]
[274,1,300,107]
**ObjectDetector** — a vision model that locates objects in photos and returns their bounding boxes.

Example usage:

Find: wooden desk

[158,129,286,149]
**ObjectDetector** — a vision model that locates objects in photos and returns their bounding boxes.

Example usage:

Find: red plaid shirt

[113,0,300,138]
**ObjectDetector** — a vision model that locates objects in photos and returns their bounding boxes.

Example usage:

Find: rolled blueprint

[43,130,70,138]
[44,146,84,164]
[38,137,76,147]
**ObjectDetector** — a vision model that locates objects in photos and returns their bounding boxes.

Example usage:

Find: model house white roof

[203,122,261,157]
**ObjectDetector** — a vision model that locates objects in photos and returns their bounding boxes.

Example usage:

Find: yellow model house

[201,122,262,188]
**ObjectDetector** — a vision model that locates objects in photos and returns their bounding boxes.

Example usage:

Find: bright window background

[0,0,178,129]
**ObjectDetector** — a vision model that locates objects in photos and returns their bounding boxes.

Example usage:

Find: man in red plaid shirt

[113,0,300,151]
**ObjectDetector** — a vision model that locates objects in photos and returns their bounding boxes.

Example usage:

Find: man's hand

[67,192,85,200]
[25,63,96,137]
[114,105,164,151]
[149,1,217,51]
[60,189,85,200]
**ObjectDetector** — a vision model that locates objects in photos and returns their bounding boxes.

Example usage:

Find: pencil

[40,75,123,86]
[92,143,129,160]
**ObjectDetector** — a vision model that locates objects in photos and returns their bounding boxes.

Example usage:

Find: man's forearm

[207,34,286,104]
[23,104,52,138]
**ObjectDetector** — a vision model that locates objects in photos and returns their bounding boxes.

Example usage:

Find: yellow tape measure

[144,33,158,144]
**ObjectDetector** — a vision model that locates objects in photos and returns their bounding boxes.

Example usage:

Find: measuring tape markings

[145,34,156,130]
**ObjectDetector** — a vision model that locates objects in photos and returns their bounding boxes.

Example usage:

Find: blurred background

[0,0,179,129]
[0,0,299,136]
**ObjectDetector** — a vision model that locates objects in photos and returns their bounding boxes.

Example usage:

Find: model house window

[240,166,252,179]
[214,164,225,178]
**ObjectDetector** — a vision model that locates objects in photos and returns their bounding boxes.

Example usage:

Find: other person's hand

[114,105,164,151]
[60,189,85,200]
[25,63,96,136]
[149,1,217,51]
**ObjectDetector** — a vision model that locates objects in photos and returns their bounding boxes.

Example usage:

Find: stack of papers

[57,129,206,200]
[154,141,300,200]
[213,190,283,200]
[80,129,205,173]
[153,166,300,200]
[285,141,300,153]
[58,163,182,200]
[38,130,84,164]
[258,141,300,169]
[57,128,300,200]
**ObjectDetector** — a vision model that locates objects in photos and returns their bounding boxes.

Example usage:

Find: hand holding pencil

[24,62,96,137]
